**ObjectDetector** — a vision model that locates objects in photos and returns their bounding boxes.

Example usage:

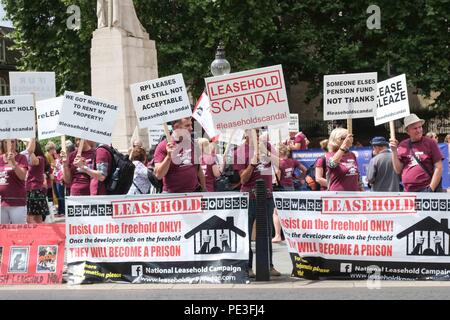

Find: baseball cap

[370,136,389,146]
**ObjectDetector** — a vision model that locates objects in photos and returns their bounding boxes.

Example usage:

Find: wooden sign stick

[347,118,353,135]
[389,121,396,140]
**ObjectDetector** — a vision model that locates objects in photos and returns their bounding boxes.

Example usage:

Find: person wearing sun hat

[366,136,400,192]
[389,114,444,192]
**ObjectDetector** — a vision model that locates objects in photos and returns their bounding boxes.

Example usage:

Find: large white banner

[324,72,377,120]
[56,92,120,145]
[66,193,249,284]
[374,74,410,126]
[130,74,192,128]
[205,65,290,131]
[275,191,450,280]
[9,72,56,101]
[0,95,36,139]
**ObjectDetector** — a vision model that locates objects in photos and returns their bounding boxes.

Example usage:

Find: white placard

[36,96,63,140]
[289,114,299,132]
[0,95,35,139]
[148,124,172,146]
[9,72,56,101]
[374,74,410,126]
[205,65,290,131]
[217,128,245,146]
[192,92,219,140]
[267,124,290,145]
[324,72,377,120]
[56,92,120,145]
[130,74,192,128]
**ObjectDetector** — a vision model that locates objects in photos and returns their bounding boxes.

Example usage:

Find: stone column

[91,27,158,152]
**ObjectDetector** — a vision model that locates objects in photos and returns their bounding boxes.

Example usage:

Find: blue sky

[0,4,13,27]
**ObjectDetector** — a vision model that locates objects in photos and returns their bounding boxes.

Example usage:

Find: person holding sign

[325,128,364,191]
[61,138,96,196]
[154,117,206,193]
[390,114,443,192]
[0,139,29,224]
[198,138,222,192]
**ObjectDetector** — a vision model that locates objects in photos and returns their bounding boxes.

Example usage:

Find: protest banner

[66,193,249,284]
[130,74,192,132]
[205,65,290,131]
[9,72,56,101]
[193,92,219,140]
[0,224,65,285]
[323,73,378,128]
[36,96,63,140]
[289,114,299,132]
[275,191,450,280]
[56,92,120,145]
[148,124,172,146]
[0,95,36,139]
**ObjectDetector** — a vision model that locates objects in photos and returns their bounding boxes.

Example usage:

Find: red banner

[0,224,65,285]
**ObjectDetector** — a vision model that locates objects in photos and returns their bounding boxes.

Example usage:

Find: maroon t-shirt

[26,155,45,191]
[233,143,273,199]
[326,151,360,191]
[90,146,113,195]
[279,158,301,187]
[201,154,217,192]
[397,137,444,192]
[154,139,199,193]
[315,156,327,191]
[294,133,308,150]
[69,148,96,196]
[0,154,28,206]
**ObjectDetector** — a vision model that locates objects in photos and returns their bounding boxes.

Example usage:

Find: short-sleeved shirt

[0,154,28,206]
[201,154,217,192]
[279,158,301,187]
[90,146,113,195]
[315,155,327,191]
[366,149,400,192]
[294,132,308,150]
[397,137,444,192]
[326,151,360,191]
[154,139,199,193]
[68,148,96,196]
[233,143,273,199]
[26,155,46,191]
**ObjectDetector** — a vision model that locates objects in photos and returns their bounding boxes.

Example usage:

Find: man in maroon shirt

[288,130,309,151]
[390,114,443,192]
[154,117,206,193]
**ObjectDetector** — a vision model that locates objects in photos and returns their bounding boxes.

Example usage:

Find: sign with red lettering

[205,65,290,131]
[66,193,249,284]
[275,192,450,280]
[0,224,65,285]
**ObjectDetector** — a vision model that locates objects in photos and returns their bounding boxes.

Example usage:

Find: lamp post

[210,41,231,76]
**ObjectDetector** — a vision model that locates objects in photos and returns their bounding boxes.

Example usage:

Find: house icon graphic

[397,217,450,256]
[184,216,246,255]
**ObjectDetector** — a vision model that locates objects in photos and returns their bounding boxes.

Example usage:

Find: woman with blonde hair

[325,128,363,191]
[198,138,222,192]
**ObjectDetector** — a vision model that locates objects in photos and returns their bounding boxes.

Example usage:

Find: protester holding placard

[83,141,114,196]
[233,129,281,278]
[314,139,329,191]
[24,139,50,223]
[198,138,222,192]
[390,114,443,192]
[61,138,96,196]
[0,139,28,224]
[154,117,206,193]
[325,128,364,191]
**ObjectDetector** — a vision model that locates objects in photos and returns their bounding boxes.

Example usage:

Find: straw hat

[403,114,425,129]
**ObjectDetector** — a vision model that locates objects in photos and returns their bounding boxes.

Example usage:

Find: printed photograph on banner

[205,65,290,131]
[374,74,410,126]
[323,72,377,120]
[0,95,36,140]
[130,74,192,128]
[8,247,29,273]
[9,71,56,101]
[37,245,58,273]
[56,91,120,145]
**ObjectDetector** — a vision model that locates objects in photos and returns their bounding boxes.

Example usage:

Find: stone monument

[92,0,158,151]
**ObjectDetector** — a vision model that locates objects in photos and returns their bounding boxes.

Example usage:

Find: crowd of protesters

[0,113,448,278]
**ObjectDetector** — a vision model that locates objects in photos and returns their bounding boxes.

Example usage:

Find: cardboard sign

[130,74,192,128]
[56,92,120,145]
[205,65,290,131]
[9,72,56,101]
[289,114,299,132]
[374,74,410,126]
[0,95,36,139]
[324,72,377,120]
[0,224,65,285]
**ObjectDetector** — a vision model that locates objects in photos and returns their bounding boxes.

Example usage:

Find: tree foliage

[2,0,449,112]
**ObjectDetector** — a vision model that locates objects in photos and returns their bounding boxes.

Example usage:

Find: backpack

[304,155,326,191]
[214,163,241,192]
[147,164,163,193]
[97,145,135,195]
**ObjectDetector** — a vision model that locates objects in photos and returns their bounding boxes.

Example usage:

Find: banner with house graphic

[274,191,450,280]
[65,193,249,285]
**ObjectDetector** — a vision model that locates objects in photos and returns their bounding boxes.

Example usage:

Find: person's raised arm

[154,142,174,180]
[389,138,404,174]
